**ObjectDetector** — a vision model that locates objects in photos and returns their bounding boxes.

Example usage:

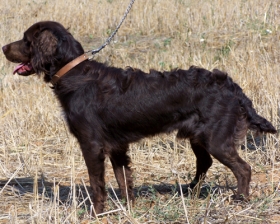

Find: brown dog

[2,21,277,214]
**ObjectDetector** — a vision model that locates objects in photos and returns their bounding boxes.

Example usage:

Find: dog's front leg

[80,140,106,215]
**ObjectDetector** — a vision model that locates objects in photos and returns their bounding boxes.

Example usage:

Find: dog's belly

[103,109,201,144]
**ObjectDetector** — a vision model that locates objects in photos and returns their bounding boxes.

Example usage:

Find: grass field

[0,0,279,223]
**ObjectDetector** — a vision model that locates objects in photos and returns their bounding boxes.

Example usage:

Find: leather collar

[51,53,89,85]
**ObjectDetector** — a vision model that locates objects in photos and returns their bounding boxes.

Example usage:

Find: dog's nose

[2,45,8,53]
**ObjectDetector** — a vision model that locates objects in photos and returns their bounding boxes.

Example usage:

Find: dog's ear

[31,29,58,74]
[35,29,58,57]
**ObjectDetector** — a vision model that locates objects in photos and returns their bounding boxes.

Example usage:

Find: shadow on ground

[0,176,237,206]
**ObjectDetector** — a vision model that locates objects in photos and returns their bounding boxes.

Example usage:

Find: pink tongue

[13,63,32,74]
[13,63,24,74]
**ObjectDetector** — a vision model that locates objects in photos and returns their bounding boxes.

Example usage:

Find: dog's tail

[234,84,276,135]
[212,69,277,135]
[244,102,277,134]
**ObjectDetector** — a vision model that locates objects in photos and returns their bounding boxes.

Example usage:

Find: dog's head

[2,21,84,82]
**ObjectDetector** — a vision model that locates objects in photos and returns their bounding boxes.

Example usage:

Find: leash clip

[85,51,95,61]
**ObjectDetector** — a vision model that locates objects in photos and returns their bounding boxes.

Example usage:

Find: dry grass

[0,0,279,223]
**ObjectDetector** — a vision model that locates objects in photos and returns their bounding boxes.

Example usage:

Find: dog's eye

[23,37,31,47]
[24,40,31,47]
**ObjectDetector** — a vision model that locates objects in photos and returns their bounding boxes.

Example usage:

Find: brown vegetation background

[0,0,279,223]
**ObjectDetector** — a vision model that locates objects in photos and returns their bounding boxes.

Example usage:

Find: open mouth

[13,62,34,75]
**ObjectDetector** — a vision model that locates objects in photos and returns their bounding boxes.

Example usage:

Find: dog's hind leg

[189,139,213,189]
[109,144,134,206]
[209,140,251,200]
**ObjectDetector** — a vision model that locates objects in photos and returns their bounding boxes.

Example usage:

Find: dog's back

[74,64,276,146]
